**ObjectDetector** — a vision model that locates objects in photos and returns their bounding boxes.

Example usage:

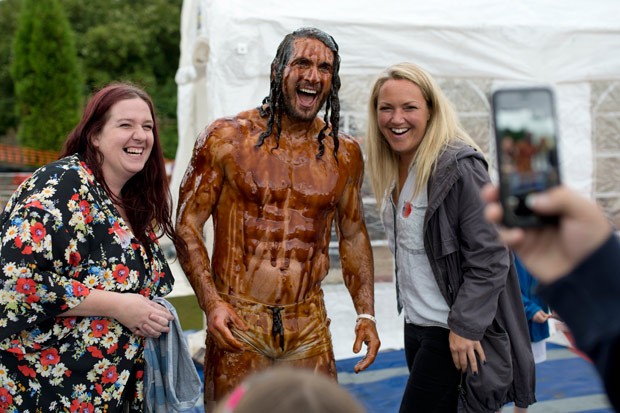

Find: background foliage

[0,0,182,159]
[11,0,82,151]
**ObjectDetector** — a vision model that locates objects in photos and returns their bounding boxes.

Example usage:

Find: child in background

[514,255,551,413]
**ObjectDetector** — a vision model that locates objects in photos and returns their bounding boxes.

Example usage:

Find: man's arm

[335,140,380,373]
[481,184,619,410]
[536,234,620,410]
[176,127,247,351]
[176,128,221,311]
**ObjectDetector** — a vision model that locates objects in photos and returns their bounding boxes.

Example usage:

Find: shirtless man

[175,27,380,410]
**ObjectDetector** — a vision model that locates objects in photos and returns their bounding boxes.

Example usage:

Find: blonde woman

[365,62,536,412]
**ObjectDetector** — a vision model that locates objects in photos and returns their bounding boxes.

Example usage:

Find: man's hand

[352,319,381,373]
[449,331,485,375]
[481,184,612,284]
[206,299,249,352]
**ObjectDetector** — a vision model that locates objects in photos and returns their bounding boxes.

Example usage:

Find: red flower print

[95,383,103,395]
[14,236,22,248]
[63,317,77,329]
[70,400,95,413]
[107,342,118,354]
[17,364,36,378]
[24,199,43,209]
[7,341,24,359]
[25,293,40,304]
[30,222,46,243]
[0,387,13,408]
[79,200,90,214]
[80,161,94,176]
[16,278,36,295]
[108,221,122,235]
[101,366,118,384]
[40,348,60,366]
[91,319,109,338]
[112,264,129,283]
[71,281,89,297]
[69,251,81,266]
[87,346,103,359]
[79,200,93,224]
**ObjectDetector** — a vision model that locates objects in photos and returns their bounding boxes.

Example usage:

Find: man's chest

[226,147,346,209]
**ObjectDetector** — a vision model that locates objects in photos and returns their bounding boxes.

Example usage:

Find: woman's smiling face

[92,97,154,191]
[377,78,430,166]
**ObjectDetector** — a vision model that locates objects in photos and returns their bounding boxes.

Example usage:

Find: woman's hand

[114,294,175,338]
[61,290,174,338]
[449,331,485,375]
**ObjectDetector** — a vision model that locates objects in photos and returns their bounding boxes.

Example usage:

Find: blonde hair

[215,367,366,413]
[365,62,482,211]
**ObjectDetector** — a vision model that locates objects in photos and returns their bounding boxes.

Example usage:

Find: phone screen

[492,87,561,227]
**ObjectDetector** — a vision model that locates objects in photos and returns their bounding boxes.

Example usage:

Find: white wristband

[356,313,376,324]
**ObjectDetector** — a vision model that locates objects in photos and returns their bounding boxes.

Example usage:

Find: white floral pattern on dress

[0,155,174,412]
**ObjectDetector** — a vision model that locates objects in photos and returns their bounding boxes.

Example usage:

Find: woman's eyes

[119,123,153,130]
[378,106,417,111]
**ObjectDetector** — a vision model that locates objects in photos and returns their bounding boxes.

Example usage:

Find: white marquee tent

[170,0,620,358]
[173,0,620,206]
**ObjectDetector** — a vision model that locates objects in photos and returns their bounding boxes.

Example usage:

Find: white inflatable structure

[171,0,620,359]
[170,0,620,300]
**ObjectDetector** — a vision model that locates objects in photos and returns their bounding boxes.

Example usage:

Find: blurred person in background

[215,367,367,413]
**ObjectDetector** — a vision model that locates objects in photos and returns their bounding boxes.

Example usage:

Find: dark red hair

[60,82,178,254]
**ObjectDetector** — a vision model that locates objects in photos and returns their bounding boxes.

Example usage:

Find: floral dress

[0,155,174,412]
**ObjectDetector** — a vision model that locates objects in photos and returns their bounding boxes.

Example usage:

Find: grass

[167,294,205,331]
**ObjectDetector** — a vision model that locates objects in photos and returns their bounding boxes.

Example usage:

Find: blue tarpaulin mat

[185,343,612,412]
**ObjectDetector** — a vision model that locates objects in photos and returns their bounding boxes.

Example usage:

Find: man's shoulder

[335,132,363,157]
[207,108,262,132]
[198,108,264,146]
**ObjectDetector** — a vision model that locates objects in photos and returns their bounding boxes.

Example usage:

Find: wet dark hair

[257,27,341,159]
[60,82,179,256]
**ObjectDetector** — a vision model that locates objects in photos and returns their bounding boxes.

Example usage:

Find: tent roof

[173,0,620,200]
[204,0,620,82]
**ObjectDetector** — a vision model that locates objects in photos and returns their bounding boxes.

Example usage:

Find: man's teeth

[392,128,408,134]
[299,88,317,95]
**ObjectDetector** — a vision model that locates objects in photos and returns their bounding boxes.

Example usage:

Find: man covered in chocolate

[175,27,380,411]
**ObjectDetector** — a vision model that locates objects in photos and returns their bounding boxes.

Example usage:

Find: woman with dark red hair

[0,82,180,411]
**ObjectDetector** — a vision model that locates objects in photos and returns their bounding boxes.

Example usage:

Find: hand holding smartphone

[491,87,561,227]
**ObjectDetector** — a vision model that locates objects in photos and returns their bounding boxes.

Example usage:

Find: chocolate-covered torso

[179,108,362,306]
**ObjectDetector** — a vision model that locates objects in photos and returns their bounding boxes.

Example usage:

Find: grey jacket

[423,141,536,411]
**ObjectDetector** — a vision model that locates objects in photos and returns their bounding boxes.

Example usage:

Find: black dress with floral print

[0,155,174,412]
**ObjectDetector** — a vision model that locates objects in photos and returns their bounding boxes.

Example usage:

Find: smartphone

[491,87,561,227]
